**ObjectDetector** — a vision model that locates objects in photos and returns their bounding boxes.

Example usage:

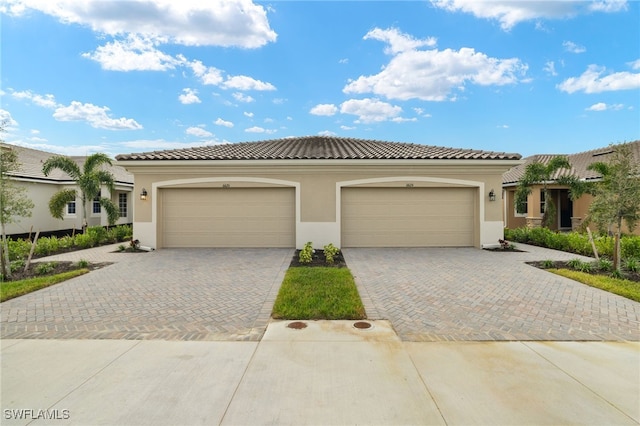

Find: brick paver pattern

[2,245,292,341]
[344,244,640,342]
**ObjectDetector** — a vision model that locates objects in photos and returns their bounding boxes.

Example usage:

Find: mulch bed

[483,247,526,253]
[527,260,640,282]
[7,261,113,282]
[290,249,347,268]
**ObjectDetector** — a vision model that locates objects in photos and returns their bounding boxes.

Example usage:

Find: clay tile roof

[115,136,522,161]
[1,143,133,184]
[502,140,640,185]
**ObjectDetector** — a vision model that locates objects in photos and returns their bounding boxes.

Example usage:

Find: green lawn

[549,269,640,302]
[1,269,89,302]
[272,267,366,320]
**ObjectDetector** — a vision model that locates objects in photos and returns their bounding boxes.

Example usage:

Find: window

[515,192,527,216]
[67,201,76,215]
[119,193,128,218]
[92,191,101,214]
[540,190,546,214]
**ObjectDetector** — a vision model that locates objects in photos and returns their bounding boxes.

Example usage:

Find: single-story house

[1,143,134,237]
[115,136,521,249]
[502,140,640,233]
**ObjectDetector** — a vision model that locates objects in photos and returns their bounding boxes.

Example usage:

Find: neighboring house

[502,140,640,233]
[1,143,134,236]
[115,136,521,249]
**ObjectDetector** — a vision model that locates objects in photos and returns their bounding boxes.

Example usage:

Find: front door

[559,190,573,229]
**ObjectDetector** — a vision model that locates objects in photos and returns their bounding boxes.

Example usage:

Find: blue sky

[1,0,638,158]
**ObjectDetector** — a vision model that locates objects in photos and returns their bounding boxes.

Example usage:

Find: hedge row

[504,227,640,260]
[5,225,132,261]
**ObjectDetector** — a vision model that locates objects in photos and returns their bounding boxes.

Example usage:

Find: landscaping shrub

[111,224,132,242]
[10,259,26,273]
[624,258,639,273]
[7,238,31,261]
[74,233,94,249]
[299,242,313,264]
[34,236,60,256]
[597,258,613,272]
[35,262,57,276]
[323,243,340,265]
[505,226,640,261]
[58,235,75,250]
[87,226,108,246]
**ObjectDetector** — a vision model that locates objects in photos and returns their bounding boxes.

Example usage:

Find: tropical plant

[42,152,119,233]
[1,123,35,278]
[515,156,586,228]
[323,243,340,265]
[584,143,640,271]
[299,242,314,264]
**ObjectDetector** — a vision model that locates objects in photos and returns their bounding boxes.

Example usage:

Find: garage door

[341,187,475,247]
[161,187,295,248]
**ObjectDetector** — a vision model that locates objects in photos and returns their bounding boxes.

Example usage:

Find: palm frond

[42,156,81,180]
[48,189,77,220]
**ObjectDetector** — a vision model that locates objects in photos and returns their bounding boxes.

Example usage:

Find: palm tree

[42,153,120,233]
[515,156,584,228]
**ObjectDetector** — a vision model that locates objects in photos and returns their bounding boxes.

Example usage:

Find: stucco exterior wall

[122,159,516,249]
[5,180,133,236]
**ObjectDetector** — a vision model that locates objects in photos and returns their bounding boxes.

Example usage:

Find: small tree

[0,125,35,279]
[586,143,640,271]
[515,156,579,228]
[42,153,119,233]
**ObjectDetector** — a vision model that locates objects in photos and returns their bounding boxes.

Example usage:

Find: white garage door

[161,187,295,248]
[341,187,475,247]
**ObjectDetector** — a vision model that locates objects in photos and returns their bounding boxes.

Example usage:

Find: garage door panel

[162,188,295,248]
[342,187,474,247]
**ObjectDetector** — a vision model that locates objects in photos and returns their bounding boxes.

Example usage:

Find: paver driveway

[344,244,640,341]
[1,247,292,341]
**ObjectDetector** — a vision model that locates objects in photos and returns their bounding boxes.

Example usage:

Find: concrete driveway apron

[344,244,640,341]
[1,247,292,341]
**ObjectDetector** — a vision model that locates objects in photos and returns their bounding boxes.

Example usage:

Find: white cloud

[310,104,338,116]
[186,126,213,137]
[0,109,18,126]
[628,59,640,70]
[364,27,437,54]
[83,35,179,71]
[233,92,255,103]
[30,129,40,134]
[120,138,226,151]
[345,29,527,102]
[586,102,624,111]
[178,88,201,104]
[5,0,277,48]
[340,98,403,123]
[339,58,348,64]
[245,126,276,134]
[543,61,558,76]
[589,0,628,12]
[214,118,234,128]
[563,40,586,54]
[272,98,286,104]
[187,60,224,85]
[53,101,142,130]
[318,130,336,136]
[244,111,254,118]
[340,125,356,130]
[222,75,276,91]
[431,0,627,30]
[10,90,58,108]
[497,124,509,129]
[558,64,640,94]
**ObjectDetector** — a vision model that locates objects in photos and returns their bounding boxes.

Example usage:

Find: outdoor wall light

[140,188,148,201]
[489,189,496,202]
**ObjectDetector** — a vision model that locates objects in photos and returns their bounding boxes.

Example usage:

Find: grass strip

[549,269,640,302]
[272,267,366,320]
[1,269,89,302]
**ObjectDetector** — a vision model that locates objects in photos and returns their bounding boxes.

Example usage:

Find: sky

[1,0,639,159]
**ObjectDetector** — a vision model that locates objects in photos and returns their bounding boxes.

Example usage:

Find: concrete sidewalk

[2,321,639,426]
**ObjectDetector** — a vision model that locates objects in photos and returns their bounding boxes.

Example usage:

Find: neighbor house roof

[1,143,133,184]
[502,140,640,185]
[115,136,522,161]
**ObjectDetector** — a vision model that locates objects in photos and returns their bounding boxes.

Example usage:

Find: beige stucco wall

[120,159,518,249]
[5,180,133,236]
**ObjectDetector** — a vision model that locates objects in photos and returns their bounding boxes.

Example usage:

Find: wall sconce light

[489,189,496,202]
[140,188,148,201]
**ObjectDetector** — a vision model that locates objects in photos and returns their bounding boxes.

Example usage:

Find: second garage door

[161,187,295,248]
[341,187,475,247]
